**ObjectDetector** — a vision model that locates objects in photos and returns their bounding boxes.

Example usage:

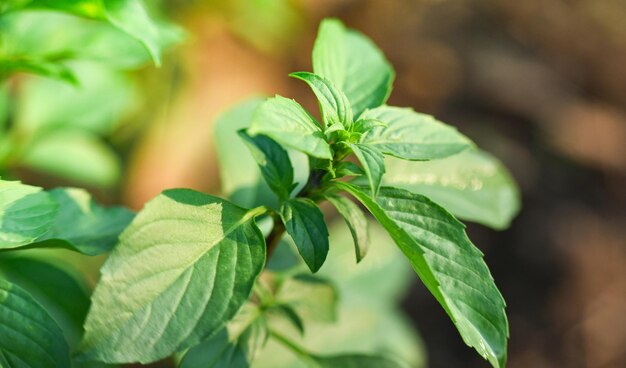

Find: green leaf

[0,10,180,70]
[0,279,71,367]
[335,183,508,368]
[14,0,167,66]
[33,188,134,255]
[384,150,520,229]
[17,63,134,135]
[271,304,305,335]
[280,198,329,273]
[102,0,164,66]
[289,71,353,128]
[238,130,294,201]
[214,98,278,209]
[352,118,387,134]
[179,304,267,368]
[248,96,332,159]
[360,106,473,161]
[78,189,266,363]
[310,354,403,368]
[20,130,121,188]
[0,58,77,84]
[0,180,58,249]
[275,274,338,323]
[0,255,90,344]
[325,195,369,262]
[254,221,424,368]
[333,162,364,178]
[347,143,385,197]
[269,330,403,368]
[312,19,394,117]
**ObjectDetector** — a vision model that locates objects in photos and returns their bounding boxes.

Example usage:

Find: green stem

[269,330,310,359]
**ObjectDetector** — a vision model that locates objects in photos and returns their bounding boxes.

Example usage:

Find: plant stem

[265,213,285,261]
[269,330,310,359]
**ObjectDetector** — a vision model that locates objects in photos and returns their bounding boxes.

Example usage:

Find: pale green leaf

[335,183,508,368]
[17,63,134,135]
[6,0,170,66]
[271,304,305,335]
[384,150,520,229]
[275,274,338,323]
[248,96,332,159]
[268,331,403,368]
[280,198,329,273]
[289,71,353,128]
[325,195,369,262]
[20,130,121,188]
[0,279,71,367]
[102,0,163,66]
[0,180,57,249]
[254,221,425,368]
[360,106,473,161]
[347,143,385,197]
[180,304,267,368]
[0,58,77,84]
[78,189,266,363]
[0,10,180,70]
[238,130,294,201]
[352,118,387,134]
[312,19,394,116]
[311,354,403,368]
[33,188,134,255]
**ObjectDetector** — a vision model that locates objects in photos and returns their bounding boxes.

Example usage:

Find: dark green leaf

[384,150,520,229]
[33,188,134,255]
[180,304,267,368]
[0,180,58,249]
[0,255,90,344]
[335,183,508,368]
[248,96,332,159]
[289,71,353,128]
[360,106,473,161]
[238,130,294,201]
[214,98,278,208]
[312,19,394,117]
[0,279,70,367]
[325,195,369,262]
[78,189,266,363]
[280,198,329,273]
[347,143,385,197]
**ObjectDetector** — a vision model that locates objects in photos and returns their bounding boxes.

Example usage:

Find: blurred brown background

[84,0,626,367]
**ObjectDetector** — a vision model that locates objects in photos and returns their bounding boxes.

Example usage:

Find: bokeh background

[2,1,625,367]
